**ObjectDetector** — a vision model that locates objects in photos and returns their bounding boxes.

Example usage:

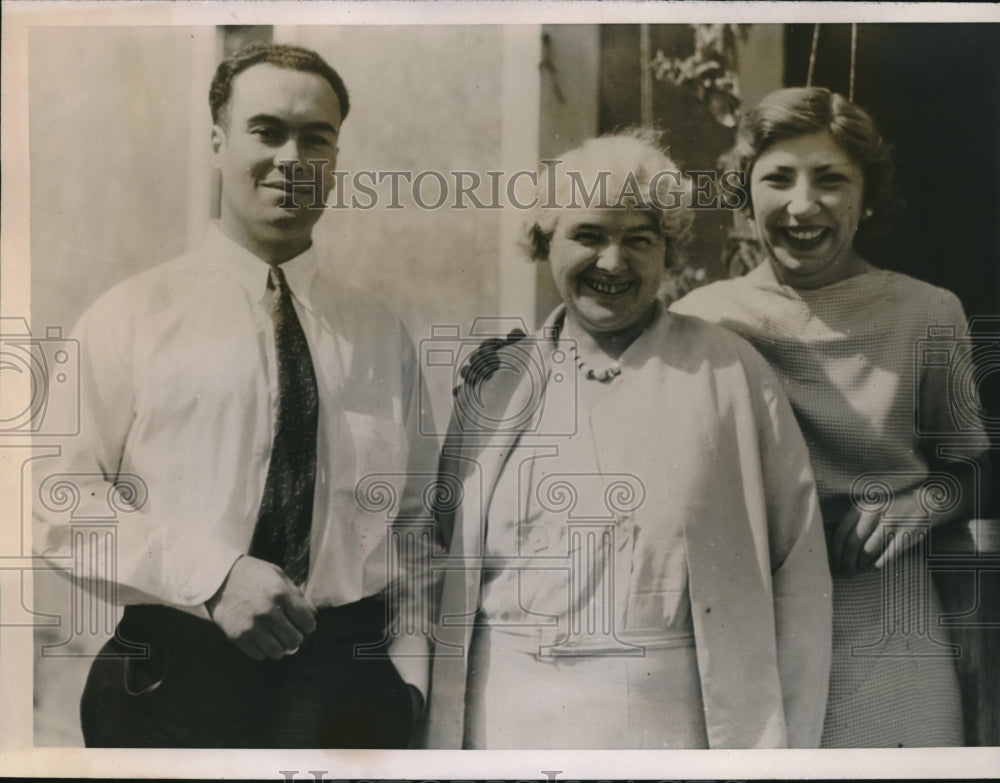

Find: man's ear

[210,124,226,168]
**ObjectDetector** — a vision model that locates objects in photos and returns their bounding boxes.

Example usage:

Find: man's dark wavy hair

[209,43,350,127]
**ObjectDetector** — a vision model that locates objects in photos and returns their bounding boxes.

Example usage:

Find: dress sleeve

[917,290,991,453]
[747,346,834,747]
[668,283,725,324]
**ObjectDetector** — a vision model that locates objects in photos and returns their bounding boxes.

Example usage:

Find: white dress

[426,301,833,750]
[465,358,706,748]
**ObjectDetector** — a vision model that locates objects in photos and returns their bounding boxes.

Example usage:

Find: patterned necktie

[249,265,319,585]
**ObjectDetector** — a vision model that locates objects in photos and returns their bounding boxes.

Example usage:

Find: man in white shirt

[34,43,436,748]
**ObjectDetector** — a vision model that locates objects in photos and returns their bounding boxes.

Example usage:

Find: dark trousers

[81,596,415,748]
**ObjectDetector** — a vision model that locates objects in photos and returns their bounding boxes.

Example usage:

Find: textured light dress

[427,300,833,749]
[672,262,986,747]
[464,309,707,749]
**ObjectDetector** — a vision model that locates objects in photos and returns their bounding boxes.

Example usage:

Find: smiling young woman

[673,87,992,748]
[748,130,867,289]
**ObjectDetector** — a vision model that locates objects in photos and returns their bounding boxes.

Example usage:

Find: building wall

[284,26,505,363]
[29,26,212,333]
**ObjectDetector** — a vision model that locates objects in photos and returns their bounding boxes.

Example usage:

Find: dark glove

[454,329,528,396]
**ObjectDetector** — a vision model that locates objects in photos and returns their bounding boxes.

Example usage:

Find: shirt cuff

[167,539,245,610]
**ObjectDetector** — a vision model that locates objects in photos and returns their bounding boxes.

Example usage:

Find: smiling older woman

[424,131,833,749]
[672,88,992,747]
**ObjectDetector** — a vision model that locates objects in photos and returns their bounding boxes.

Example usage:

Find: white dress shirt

[34,223,438,688]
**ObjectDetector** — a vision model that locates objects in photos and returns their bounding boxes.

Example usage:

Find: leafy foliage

[651,24,751,128]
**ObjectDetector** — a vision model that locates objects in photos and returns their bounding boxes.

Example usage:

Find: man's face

[212,63,341,263]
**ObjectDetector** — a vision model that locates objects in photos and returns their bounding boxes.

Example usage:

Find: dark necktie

[249,265,319,585]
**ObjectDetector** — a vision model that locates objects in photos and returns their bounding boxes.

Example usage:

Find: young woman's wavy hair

[729,87,899,242]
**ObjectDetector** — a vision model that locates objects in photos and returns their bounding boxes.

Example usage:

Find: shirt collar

[203,222,319,308]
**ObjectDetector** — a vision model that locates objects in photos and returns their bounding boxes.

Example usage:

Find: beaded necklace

[567,341,622,382]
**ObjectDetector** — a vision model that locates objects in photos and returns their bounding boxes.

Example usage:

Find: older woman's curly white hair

[522,129,695,267]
